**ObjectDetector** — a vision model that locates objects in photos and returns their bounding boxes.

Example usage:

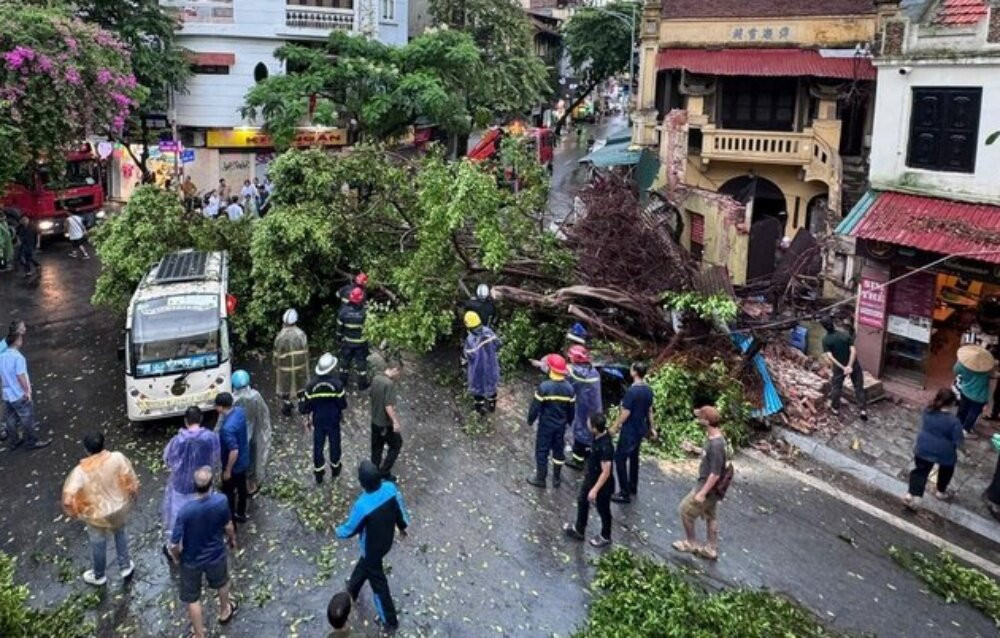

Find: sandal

[695,546,718,561]
[672,539,699,554]
[219,599,239,625]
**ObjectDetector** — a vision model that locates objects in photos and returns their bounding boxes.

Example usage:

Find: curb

[777,427,1000,547]
[743,448,1000,579]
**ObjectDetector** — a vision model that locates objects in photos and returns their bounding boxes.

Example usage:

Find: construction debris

[763,341,833,434]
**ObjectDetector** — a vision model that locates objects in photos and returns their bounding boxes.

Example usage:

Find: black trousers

[371,424,402,474]
[575,482,612,539]
[570,440,591,464]
[986,454,1000,506]
[313,421,342,473]
[347,555,397,627]
[614,441,640,495]
[222,470,248,519]
[339,343,370,388]
[908,456,955,497]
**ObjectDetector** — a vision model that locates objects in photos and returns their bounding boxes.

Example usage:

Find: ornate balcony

[285,6,355,31]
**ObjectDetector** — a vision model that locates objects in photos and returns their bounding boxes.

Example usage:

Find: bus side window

[220,319,231,362]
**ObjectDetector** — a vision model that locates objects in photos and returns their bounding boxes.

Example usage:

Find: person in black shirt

[611,362,656,504]
[15,216,40,277]
[338,287,370,390]
[461,283,496,328]
[564,413,614,547]
[299,353,348,484]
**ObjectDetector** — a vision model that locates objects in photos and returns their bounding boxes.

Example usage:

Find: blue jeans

[3,397,39,446]
[87,525,130,579]
[957,394,986,433]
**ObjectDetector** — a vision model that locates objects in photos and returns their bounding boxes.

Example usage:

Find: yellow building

[632,0,897,288]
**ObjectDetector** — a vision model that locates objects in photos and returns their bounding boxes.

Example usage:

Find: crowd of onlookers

[179,175,274,222]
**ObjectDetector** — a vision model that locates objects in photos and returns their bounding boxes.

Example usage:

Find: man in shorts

[169,466,238,638]
[673,405,727,561]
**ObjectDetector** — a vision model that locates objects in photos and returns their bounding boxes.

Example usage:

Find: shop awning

[837,190,1000,264]
[656,48,876,80]
[185,52,236,66]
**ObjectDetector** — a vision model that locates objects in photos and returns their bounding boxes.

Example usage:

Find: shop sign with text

[206,128,347,149]
[858,277,887,329]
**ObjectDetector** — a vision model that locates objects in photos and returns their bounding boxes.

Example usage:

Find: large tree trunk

[553,79,599,135]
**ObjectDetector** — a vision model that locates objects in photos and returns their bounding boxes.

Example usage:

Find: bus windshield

[131,294,220,378]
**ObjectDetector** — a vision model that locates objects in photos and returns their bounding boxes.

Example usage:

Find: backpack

[713,462,735,499]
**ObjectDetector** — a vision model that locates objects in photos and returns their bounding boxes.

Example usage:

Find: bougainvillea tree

[0,4,143,188]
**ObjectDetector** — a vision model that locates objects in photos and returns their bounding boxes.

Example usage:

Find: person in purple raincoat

[161,406,221,558]
[565,345,602,471]
[462,311,501,415]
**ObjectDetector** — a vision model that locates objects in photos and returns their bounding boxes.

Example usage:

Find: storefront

[839,190,1000,391]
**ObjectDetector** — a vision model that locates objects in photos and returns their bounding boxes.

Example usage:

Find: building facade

[107,0,407,199]
[632,0,890,289]
[838,0,1000,391]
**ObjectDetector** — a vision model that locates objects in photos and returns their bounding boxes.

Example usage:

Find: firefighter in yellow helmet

[462,311,501,415]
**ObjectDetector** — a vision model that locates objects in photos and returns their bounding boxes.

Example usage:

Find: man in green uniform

[821,317,867,421]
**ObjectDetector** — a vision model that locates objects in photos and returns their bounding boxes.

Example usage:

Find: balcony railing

[699,126,843,211]
[285,6,355,31]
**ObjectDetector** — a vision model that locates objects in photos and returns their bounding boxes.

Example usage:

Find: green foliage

[562,2,636,94]
[661,292,739,323]
[644,359,751,458]
[497,309,564,374]
[243,29,486,147]
[889,547,1000,625]
[0,552,99,638]
[0,4,142,189]
[575,548,853,638]
[429,0,550,117]
[986,131,1000,146]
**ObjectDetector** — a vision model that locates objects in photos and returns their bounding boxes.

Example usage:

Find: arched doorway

[719,175,787,282]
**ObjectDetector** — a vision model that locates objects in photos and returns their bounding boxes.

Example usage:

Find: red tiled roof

[662,0,876,19]
[849,192,1000,264]
[932,0,988,25]
[657,48,876,80]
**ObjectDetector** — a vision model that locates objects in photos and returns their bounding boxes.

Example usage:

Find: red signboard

[858,277,887,328]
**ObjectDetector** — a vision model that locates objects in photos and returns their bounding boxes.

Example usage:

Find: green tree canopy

[242,29,485,148]
[0,4,143,188]
[429,0,551,121]
[558,1,637,131]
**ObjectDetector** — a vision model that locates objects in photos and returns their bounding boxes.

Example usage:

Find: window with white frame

[381,0,394,21]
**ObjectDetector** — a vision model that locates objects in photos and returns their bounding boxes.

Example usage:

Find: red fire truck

[2,144,106,238]
[468,123,555,174]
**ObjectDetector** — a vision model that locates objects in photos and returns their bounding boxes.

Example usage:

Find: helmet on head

[545,353,569,376]
[232,370,250,390]
[315,352,338,375]
[568,345,590,364]
[464,311,482,329]
[349,287,364,304]
[475,283,490,300]
[566,322,588,344]
[354,272,369,286]
[282,308,298,325]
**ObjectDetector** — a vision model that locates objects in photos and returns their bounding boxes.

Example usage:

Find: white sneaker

[82,570,107,586]
[120,560,135,579]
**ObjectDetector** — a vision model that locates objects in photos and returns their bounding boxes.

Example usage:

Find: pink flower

[112,115,125,132]
[65,68,81,85]
[37,55,53,73]
[3,46,36,70]
[97,69,112,84]
[111,92,132,107]
[64,36,78,52]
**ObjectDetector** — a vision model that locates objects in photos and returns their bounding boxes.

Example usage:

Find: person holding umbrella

[954,344,995,437]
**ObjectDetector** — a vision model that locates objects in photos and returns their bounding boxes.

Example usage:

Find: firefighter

[337,287,369,390]
[461,283,496,328]
[565,345,602,471]
[566,322,588,347]
[527,353,576,489]
[338,272,368,306]
[462,311,501,415]
[299,353,347,484]
[273,308,309,417]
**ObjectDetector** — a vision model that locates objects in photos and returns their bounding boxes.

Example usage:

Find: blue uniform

[299,374,347,479]
[568,363,602,462]
[338,481,410,628]
[338,302,369,389]
[528,377,575,475]
[464,326,501,414]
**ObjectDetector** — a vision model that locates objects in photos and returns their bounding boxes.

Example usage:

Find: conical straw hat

[957,344,995,373]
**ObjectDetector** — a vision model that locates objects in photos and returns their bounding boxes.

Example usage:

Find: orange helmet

[349,287,364,304]
[567,345,590,364]
[354,272,369,286]
[545,353,569,376]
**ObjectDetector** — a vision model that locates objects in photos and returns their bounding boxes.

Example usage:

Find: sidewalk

[778,398,1000,542]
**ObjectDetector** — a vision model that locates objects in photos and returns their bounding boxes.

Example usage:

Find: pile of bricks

[764,341,834,434]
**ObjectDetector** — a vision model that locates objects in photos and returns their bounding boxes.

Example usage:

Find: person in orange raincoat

[62,432,140,586]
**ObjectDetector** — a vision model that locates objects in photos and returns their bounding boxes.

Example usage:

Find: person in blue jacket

[337,460,410,630]
[526,354,576,489]
[462,311,501,415]
[904,388,964,509]
[214,392,250,523]
[565,345,602,471]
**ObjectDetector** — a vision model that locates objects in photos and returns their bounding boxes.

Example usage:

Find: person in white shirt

[203,191,220,219]
[66,213,90,259]
[225,197,244,222]
[239,180,258,216]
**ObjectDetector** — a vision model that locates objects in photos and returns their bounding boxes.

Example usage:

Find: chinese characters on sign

[858,277,888,329]
[730,25,792,41]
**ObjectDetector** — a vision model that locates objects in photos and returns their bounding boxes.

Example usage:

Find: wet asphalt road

[2,238,1000,637]
[546,114,629,223]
